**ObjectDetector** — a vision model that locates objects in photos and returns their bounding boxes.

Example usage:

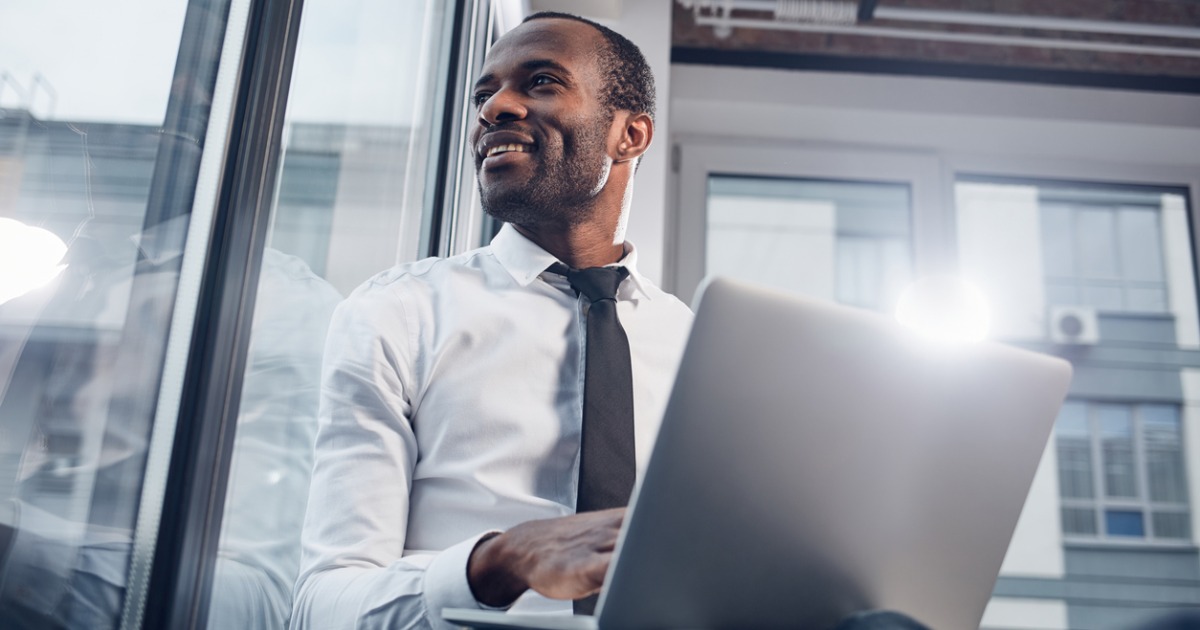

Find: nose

[477,87,527,127]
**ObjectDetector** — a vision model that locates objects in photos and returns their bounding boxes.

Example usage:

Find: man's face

[470,19,616,227]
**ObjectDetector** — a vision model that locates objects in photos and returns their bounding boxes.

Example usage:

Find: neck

[513,221,626,269]
[513,168,634,269]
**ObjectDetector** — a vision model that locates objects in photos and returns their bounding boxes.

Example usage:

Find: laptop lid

[595,276,1072,629]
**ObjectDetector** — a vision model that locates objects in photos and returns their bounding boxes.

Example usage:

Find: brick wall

[672,0,1200,79]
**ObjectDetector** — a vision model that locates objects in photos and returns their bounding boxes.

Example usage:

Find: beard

[477,113,612,228]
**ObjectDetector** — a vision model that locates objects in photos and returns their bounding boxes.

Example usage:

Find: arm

[293,283,630,626]
[291,292,489,630]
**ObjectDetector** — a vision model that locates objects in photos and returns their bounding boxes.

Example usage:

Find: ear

[612,111,653,165]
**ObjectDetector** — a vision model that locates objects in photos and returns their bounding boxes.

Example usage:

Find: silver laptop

[446,276,1072,630]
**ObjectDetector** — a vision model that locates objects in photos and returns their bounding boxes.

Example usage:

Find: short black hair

[521,11,656,121]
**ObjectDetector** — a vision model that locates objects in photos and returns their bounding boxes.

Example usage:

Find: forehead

[481,19,603,79]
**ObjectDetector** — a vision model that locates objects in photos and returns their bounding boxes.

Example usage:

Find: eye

[471,91,492,108]
[530,74,558,88]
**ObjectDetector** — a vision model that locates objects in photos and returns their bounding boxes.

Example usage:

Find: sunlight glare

[894,275,990,345]
[0,218,69,307]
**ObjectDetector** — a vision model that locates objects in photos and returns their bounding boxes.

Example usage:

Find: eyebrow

[473,59,575,91]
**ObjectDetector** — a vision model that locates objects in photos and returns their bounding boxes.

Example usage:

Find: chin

[482,197,579,229]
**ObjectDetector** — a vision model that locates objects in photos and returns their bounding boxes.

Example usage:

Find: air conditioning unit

[1048,305,1099,345]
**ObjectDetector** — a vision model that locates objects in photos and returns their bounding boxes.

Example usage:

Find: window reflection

[0,1,223,627]
[204,0,448,628]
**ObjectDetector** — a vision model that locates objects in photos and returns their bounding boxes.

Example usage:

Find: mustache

[480,121,536,137]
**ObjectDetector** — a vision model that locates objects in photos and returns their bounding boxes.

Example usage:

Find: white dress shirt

[292,224,693,630]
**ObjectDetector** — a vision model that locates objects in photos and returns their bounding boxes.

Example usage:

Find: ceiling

[671,0,1200,91]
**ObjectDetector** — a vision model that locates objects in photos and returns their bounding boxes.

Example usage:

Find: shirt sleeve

[290,285,492,630]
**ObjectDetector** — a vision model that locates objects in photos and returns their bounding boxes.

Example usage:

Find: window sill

[1062,537,1198,552]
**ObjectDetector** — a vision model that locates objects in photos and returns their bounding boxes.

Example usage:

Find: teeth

[486,143,530,158]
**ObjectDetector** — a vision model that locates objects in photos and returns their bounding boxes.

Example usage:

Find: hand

[467,508,624,607]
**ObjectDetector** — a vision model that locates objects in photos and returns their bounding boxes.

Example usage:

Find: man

[291,12,693,629]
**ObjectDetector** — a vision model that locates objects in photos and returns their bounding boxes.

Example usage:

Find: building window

[1055,401,1191,541]
[705,175,912,312]
[1040,202,1168,313]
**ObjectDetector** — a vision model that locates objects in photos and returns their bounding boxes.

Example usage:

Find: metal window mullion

[1088,403,1107,538]
[422,0,491,259]
[1134,405,1155,539]
[118,0,250,627]
[133,0,307,627]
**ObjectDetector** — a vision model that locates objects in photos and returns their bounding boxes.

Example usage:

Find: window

[203,0,461,628]
[1041,202,1167,313]
[0,0,231,627]
[0,0,472,626]
[705,175,912,312]
[1055,401,1191,541]
[955,180,1194,343]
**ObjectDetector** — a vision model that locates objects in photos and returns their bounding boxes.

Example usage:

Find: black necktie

[549,262,636,616]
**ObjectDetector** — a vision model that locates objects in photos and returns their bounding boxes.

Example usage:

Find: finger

[585,552,614,588]
[587,551,613,581]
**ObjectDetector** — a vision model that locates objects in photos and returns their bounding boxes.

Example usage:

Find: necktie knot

[548,263,629,303]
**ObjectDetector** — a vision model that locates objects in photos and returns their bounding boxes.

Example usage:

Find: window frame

[670,138,944,305]
[1043,202,1172,314]
[1057,400,1193,546]
[117,0,489,627]
[944,157,1200,553]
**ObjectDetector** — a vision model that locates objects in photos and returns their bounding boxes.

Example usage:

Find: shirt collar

[490,223,653,301]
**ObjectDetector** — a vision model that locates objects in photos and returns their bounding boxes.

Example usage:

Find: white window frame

[1057,400,1192,546]
[671,139,1200,548]
[670,138,945,305]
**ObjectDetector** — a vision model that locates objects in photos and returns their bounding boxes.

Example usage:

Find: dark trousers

[833,610,932,630]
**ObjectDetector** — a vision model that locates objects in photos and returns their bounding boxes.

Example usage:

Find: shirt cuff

[422,530,504,623]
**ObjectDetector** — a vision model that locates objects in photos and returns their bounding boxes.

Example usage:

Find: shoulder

[631,272,694,321]
[324,247,501,368]
[347,246,496,302]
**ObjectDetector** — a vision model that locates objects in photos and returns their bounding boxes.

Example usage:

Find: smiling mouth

[485,143,533,158]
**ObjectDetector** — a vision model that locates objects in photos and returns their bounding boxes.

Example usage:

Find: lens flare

[894,275,990,345]
[0,218,69,306]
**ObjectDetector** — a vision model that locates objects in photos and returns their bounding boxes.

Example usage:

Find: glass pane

[1081,283,1123,311]
[1062,507,1098,536]
[203,0,449,627]
[1056,401,1094,500]
[706,176,911,311]
[0,1,227,627]
[956,180,1196,341]
[1124,286,1167,313]
[1098,405,1138,499]
[955,179,1198,618]
[1055,401,1089,436]
[1044,282,1080,307]
[1076,207,1117,280]
[1057,441,1095,500]
[1105,510,1146,537]
[1144,405,1187,503]
[1119,208,1165,282]
[1143,404,1181,436]
[1099,405,1133,437]
[1040,204,1075,278]
[1152,512,1191,540]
